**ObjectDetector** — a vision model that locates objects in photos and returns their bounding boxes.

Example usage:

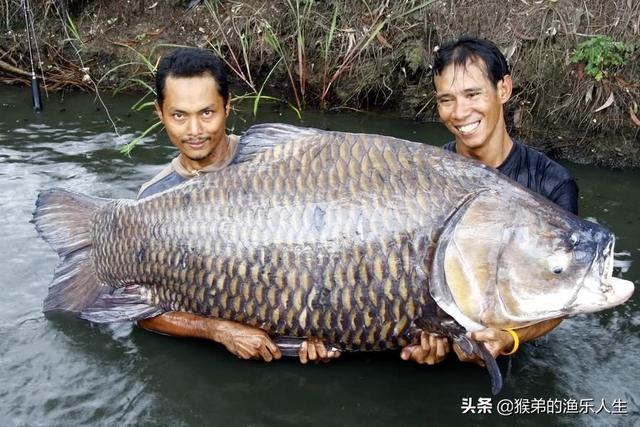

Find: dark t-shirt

[443,140,579,214]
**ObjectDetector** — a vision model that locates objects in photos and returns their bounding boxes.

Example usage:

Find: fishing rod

[21,0,42,112]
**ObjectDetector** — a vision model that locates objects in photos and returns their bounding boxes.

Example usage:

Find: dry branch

[0,58,31,77]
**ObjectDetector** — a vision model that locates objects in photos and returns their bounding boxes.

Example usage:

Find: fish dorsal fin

[233,123,323,164]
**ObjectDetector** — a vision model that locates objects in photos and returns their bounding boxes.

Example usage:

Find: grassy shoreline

[1,0,638,167]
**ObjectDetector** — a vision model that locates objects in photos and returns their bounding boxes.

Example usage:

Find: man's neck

[456,134,513,168]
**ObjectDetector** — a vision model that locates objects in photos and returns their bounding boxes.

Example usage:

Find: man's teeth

[457,121,480,133]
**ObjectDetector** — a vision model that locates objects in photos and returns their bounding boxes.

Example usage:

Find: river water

[0,86,638,426]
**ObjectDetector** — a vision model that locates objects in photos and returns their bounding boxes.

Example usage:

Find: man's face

[156,73,229,169]
[434,60,511,152]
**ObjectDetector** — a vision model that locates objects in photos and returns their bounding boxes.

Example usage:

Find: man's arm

[139,312,282,361]
[549,179,579,215]
[139,312,341,363]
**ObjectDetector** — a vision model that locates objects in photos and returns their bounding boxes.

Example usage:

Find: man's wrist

[201,317,225,342]
[500,329,519,355]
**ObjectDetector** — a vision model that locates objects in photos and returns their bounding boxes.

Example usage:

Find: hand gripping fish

[33,124,634,394]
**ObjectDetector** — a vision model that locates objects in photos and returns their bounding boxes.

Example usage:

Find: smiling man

[401,36,579,366]
[434,37,578,212]
[137,47,338,364]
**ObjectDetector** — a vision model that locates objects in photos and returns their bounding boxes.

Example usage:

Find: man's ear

[225,98,231,118]
[154,101,164,121]
[497,75,513,104]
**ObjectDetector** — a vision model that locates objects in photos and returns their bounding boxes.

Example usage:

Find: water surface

[1,86,638,426]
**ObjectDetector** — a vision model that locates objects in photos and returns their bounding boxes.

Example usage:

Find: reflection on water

[0,86,638,426]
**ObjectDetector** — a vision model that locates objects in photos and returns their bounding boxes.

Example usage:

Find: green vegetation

[571,36,635,81]
[63,15,83,46]
[1,0,640,165]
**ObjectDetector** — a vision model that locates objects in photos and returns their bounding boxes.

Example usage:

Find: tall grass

[204,0,302,117]
[99,44,165,155]
[263,23,303,112]
[6,0,637,144]
[254,0,434,109]
[64,14,82,46]
[205,0,258,92]
[286,0,313,102]
[320,3,339,104]
[320,0,434,104]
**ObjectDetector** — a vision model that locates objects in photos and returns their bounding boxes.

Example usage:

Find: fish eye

[570,233,580,246]
[552,266,564,274]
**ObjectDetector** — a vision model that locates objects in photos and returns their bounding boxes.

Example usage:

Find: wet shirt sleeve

[498,141,579,215]
[548,178,579,215]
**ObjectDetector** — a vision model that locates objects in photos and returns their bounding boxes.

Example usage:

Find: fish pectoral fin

[454,334,503,395]
[271,335,344,358]
[79,284,163,323]
[271,336,306,357]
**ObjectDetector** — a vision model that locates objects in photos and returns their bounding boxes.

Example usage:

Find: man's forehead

[165,72,219,88]
[163,75,223,102]
[162,74,223,106]
[435,59,492,91]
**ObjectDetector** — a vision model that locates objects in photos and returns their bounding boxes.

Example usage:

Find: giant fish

[33,124,634,394]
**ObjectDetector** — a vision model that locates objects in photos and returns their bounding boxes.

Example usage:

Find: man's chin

[455,134,486,150]
[182,148,211,162]
[185,154,209,161]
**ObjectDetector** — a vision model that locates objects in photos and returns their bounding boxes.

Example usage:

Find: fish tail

[32,188,110,313]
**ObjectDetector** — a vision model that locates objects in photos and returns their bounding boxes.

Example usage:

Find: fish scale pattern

[91,131,481,351]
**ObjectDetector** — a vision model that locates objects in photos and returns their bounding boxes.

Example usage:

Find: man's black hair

[431,36,510,87]
[155,47,229,108]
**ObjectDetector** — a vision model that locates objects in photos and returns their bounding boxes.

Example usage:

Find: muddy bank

[1,0,638,167]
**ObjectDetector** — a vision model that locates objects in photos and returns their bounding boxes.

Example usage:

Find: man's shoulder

[515,141,573,180]
[509,140,579,214]
[137,161,184,199]
[442,140,456,152]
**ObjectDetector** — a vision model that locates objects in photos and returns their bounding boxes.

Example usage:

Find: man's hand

[400,331,450,365]
[298,337,341,364]
[213,320,282,362]
[453,318,564,366]
[453,328,513,366]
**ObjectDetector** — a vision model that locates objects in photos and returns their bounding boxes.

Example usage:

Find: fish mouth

[566,235,634,313]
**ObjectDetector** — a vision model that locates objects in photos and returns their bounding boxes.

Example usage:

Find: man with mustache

[137,47,337,364]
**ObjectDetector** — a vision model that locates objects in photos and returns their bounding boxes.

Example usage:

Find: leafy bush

[571,36,634,81]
